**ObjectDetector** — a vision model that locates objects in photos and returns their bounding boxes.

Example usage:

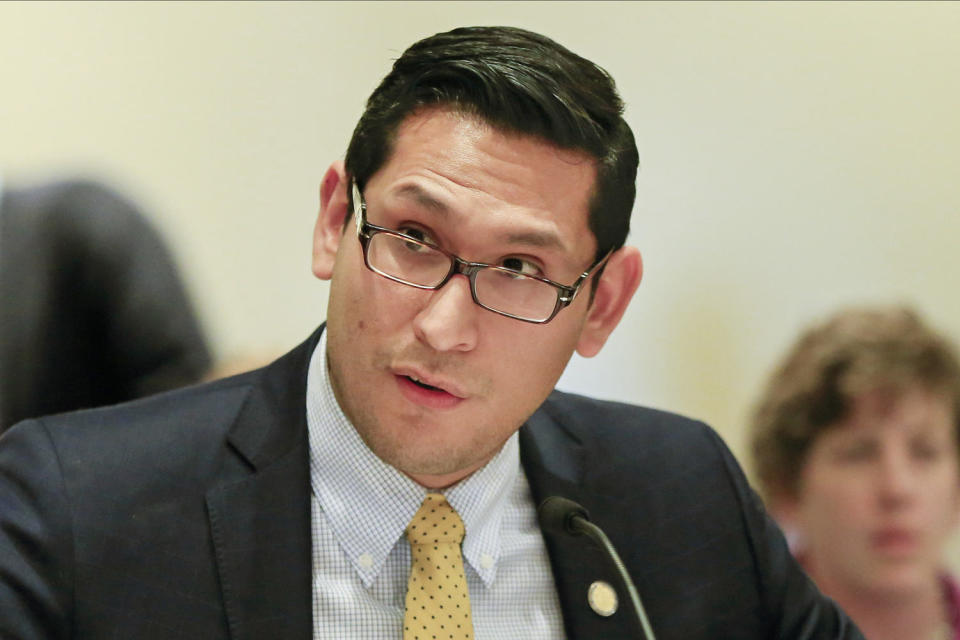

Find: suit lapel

[205,327,322,640]
[206,442,311,640]
[520,399,640,640]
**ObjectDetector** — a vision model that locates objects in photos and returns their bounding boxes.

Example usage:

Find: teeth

[407,375,439,391]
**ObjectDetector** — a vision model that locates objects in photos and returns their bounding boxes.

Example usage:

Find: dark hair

[344,26,638,261]
[749,306,960,501]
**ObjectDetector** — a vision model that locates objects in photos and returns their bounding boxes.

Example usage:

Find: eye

[397,226,436,245]
[910,437,948,462]
[396,226,438,253]
[500,256,542,277]
[833,440,877,463]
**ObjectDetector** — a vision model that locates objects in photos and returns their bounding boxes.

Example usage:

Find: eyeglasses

[351,180,611,324]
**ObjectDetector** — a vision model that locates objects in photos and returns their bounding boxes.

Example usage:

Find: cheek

[923,468,960,528]
[510,332,577,383]
[332,258,415,331]
[798,498,865,550]
[479,325,579,413]
[797,470,871,533]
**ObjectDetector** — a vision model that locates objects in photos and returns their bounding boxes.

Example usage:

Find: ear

[949,480,960,530]
[767,491,799,528]
[765,491,805,554]
[575,246,643,357]
[312,161,351,281]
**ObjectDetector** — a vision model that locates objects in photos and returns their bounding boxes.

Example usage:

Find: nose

[412,274,479,352]
[876,448,916,508]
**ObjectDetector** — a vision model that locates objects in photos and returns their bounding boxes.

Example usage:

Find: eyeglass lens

[366,232,559,321]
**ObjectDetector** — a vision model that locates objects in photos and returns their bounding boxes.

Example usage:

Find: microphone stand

[568,514,657,640]
[539,496,657,640]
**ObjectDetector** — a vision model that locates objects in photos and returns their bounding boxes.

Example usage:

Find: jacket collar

[224,325,323,470]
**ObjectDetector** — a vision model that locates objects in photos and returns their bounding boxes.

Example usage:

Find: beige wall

[2,1,959,471]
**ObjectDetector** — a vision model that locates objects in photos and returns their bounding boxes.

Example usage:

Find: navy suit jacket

[0,326,862,639]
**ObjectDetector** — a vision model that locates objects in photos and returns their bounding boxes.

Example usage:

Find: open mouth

[406,375,443,392]
[395,373,464,409]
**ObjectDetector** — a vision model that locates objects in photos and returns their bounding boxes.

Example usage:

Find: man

[0,27,862,639]
[0,178,211,432]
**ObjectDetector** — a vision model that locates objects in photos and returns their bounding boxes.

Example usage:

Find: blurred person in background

[750,306,960,640]
[0,177,212,432]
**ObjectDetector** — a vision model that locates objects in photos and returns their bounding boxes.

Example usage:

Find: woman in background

[750,307,960,640]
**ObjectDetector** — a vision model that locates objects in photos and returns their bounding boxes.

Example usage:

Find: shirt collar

[306,330,519,588]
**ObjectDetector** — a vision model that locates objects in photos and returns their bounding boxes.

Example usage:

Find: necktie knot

[406,493,464,545]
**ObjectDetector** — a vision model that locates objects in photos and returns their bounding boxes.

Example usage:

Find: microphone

[538,496,657,640]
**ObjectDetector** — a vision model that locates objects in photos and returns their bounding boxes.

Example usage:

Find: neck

[808,568,949,640]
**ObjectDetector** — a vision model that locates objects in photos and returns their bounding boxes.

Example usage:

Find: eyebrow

[394,184,451,217]
[391,183,566,251]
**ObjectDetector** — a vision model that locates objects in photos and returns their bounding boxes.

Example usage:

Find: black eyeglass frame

[351,180,612,324]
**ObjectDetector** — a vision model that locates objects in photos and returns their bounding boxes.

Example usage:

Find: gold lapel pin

[587,580,618,617]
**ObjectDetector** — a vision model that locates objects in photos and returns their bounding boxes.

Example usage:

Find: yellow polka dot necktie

[403,493,475,640]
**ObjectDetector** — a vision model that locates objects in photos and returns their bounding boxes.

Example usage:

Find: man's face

[791,388,960,600]
[315,108,619,488]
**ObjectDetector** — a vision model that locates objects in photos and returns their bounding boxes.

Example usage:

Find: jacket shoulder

[536,388,718,455]
[26,372,259,477]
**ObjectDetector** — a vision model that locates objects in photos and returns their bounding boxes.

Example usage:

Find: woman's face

[788,387,960,599]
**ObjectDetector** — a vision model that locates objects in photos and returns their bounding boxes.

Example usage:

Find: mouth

[405,375,444,392]
[392,366,466,396]
[871,529,919,556]
[393,369,466,409]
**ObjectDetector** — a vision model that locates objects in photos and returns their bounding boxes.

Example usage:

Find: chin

[863,563,939,599]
